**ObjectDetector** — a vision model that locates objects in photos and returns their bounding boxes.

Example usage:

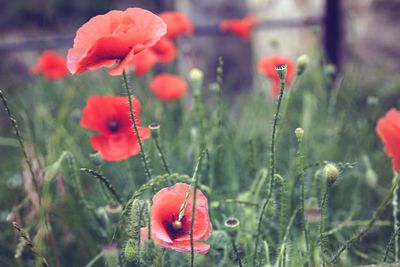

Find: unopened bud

[224,217,240,238]
[275,64,287,80]
[124,239,139,263]
[296,54,309,76]
[323,163,340,186]
[366,169,378,188]
[367,96,379,107]
[295,128,304,139]
[189,68,204,82]
[102,243,119,267]
[149,122,160,139]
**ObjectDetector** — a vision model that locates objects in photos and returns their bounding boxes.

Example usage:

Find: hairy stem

[122,71,152,180]
[253,79,286,265]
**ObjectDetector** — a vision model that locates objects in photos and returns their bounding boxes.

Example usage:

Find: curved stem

[122,71,152,180]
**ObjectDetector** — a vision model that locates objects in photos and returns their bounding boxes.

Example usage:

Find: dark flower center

[164,215,188,240]
[108,120,119,132]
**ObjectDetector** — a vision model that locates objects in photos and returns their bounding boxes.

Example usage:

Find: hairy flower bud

[323,163,340,186]
[296,54,309,76]
[295,128,304,139]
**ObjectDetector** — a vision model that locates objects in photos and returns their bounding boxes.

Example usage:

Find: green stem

[393,172,399,261]
[231,238,243,267]
[296,131,311,262]
[276,76,299,143]
[152,135,171,174]
[253,79,286,266]
[122,71,152,180]
[330,173,400,263]
[193,89,206,152]
[189,152,205,267]
[319,183,329,263]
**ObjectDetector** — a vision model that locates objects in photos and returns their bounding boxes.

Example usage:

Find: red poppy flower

[67,8,167,76]
[376,108,400,172]
[258,55,296,96]
[150,73,188,101]
[141,183,212,254]
[151,37,177,64]
[80,95,150,161]
[219,14,257,41]
[130,49,158,76]
[30,51,69,80]
[159,12,193,40]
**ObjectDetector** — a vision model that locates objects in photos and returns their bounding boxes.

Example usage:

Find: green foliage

[0,57,400,267]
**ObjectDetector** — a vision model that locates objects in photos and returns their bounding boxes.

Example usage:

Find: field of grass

[1,9,400,267]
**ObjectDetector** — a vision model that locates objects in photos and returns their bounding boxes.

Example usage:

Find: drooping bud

[275,64,287,80]
[295,128,304,139]
[296,54,309,76]
[149,122,160,139]
[189,68,204,95]
[124,239,139,263]
[323,163,340,186]
[189,68,204,82]
[141,239,156,265]
[102,243,120,267]
[224,217,240,238]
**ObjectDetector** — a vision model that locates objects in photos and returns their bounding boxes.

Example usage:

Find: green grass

[0,56,400,267]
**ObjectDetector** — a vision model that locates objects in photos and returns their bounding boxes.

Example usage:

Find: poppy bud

[189,68,204,94]
[295,128,304,139]
[102,243,119,267]
[365,168,378,188]
[189,68,204,83]
[367,96,379,107]
[124,239,139,263]
[141,239,156,264]
[105,203,123,225]
[89,151,103,166]
[323,163,340,187]
[149,122,160,139]
[224,217,240,238]
[275,64,287,81]
[296,54,309,76]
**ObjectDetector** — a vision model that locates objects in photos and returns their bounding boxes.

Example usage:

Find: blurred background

[1,0,399,92]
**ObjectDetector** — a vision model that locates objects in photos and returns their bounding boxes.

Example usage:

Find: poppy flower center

[108,120,120,132]
[164,215,187,239]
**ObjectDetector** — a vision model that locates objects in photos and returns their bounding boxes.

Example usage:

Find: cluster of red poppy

[62,8,212,255]
[26,5,400,258]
